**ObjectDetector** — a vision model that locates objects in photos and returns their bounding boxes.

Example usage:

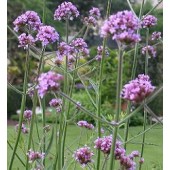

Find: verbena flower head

[121,74,155,104]
[151,31,161,41]
[13,11,42,32]
[55,42,75,66]
[15,123,29,134]
[54,1,79,21]
[27,149,45,163]
[18,33,35,49]
[94,135,113,154]
[37,71,63,98]
[142,15,157,28]
[24,110,32,120]
[120,155,136,170]
[142,45,156,58]
[95,45,109,61]
[101,10,141,44]
[49,98,62,112]
[89,7,101,18]
[77,120,94,130]
[128,151,140,160]
[84,16,97,26]
[71,38,89,57]
[73,146,94,167]
[36,26,59,46]
[84,7,101,26]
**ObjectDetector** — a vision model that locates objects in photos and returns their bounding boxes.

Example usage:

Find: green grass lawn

[8,124,163,170]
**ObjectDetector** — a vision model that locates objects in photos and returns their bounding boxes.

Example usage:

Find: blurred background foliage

[7,0,163,124]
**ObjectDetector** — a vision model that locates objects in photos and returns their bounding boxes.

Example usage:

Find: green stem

[26,48,45,170]
[109,46,124,170]
[139,28,149,170]
[145,28,149,75]
[124,0,145,150]
[53,113,59,169]
[139,108,147,170]
[96,0,112,168]
[58,18,69,169]
[123,102,131,150]
[8,47,30,170]
[131,0,145,79]
[102,155,108,170]
[7,140,25,167]
[144,0,163,17]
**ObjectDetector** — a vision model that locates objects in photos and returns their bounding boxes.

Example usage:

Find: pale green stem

[53,111,59,169]
[139,28,149,170]
[8,47,30,170]
[123,102,131,150]
[96,0,112,168]
[144,0,163,17]
[109,46,124,170]
[58,18,69,169]
[124,0,145,150]
[26,48,45,170]
[139,107,147,170]
[102,155,109,170]
[7,140,25,167]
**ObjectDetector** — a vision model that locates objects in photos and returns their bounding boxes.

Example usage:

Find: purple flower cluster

[27,149,45,163]
[71,38,89,57]
[142,15,157,28]
[49,98,62,112]
[54,1,79,21]
[94,135,113,154]
[151,31,161,41]
[121,74,155,104]
[37,71,63,98]
[15,123,28,134]
[101,10,141,44]
[24,110,32,120]
[84,7,101,26]
[36,26,59,46]
[13,11,42,32]
[142,45,156,58]
[55,38,89,67]
[89,7,101,19]
[77,120,94,130]
[55,42,75,65]
[73,146,94,166]
[95,46,109,61]
[18,33,35,49]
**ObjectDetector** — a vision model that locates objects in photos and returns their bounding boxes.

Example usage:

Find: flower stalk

[109,45,124,170]
[8,47,30,170]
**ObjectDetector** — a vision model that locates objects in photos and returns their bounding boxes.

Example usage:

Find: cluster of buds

[73,146,94,167]
[49,98,62,112]
[77,120,94,130]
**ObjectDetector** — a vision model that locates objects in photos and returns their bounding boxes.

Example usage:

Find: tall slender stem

[8,47,30,170]
[26,48,45,170]
[109,46,124,170]
[123,102,131,150]
[139,28,149,170]
[124,0,145,150]
[96,0,112,169]
[58,18,69,169]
